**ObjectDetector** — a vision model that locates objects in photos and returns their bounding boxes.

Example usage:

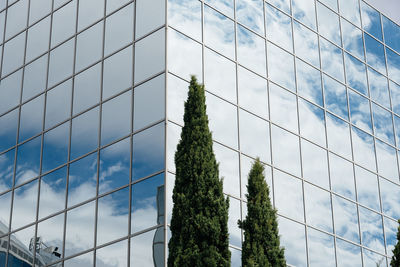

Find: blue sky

[366,0,400,24]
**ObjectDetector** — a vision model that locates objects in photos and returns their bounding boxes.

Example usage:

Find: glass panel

[320,38,344,82]
[278,217,307,267]
[19,95,44,142]
[236,0,264,35]
[132,123,165,180]
[168,0,201,41]
[204,48,236,103]
[359,206,385,253]
[26,16,50,62]
[301,140,329,189]
[298,98,326,146]
[274,169,304,222]
[22,55,47,102]
[206,93,238,148]
[101,91,131,145]
[64,252,93,267]
[29,0,52,25]
[48,39,75,87]
[382,176,400,226]
[133,74,165,131]
[15,136,41,186]
[65,201,95,257]
[355,166,380,211]
[382,15,400,53]
[166,123,180,173]
[97,188,129,245]
[332,195,360,243]
[390,81,400,116]
[103,46,132,99]
[239,109,270,163]
[51,0,77,46]
[9,226,35,263]
[307,228,336,267]
[0,191,11,229]
[329,153,355,200]
[0,70,22,115]
[320,0,337,11]
[363,249,387,267]
[240,154,272,199]
[293,21,319,68]
[269,83,298,132]
[11,179,38,230]
[39,166,67,219]
[292,0,316,30]
[0,12,4,44]
[134,29,165,83]
[268,0,290,14]
[352,126,376,170]
[106,0,130,14]
[267,42,295,91]
[266,4,292,52]
[228,197,241,247]
[317,2,340,45]
[99,138,130,195]
[77,0,104,31]
[364,33,386,75]
[372,103,394,145]
[45,79,72,129]
[384,217,399,258]
[68,152,97,207]
[204,0,234,18]
[348,90,372,133]
[326,113,352,159]
[73,63,101,115]
[336,238,362,266]
[36,213,64,264]
[0,109,18,152]
[344,52,368,95]
[237,24,266,77]
[5,0,28,40]
[2,32,25,75]
[237,66,268,118]
[131,227,165,266]
[105,3,134,56]
[42,122,69,173]
[394,115,400,147]
[271,126,301,176]
[167,74,187,125]
[375,139,398,183]
[0,149,14,193]
[341,18,364,60]
[368,67,390,109]
[135,0,165,39]
[70,107,99,159]
[386,48,400,85]
[230,247,241,267]
[339,0,360,26]
[361,1,382,41]
[323,74,348,120]
[168,29,202,81]
[96,240,128,267]
[75,21,103,72]
[296,59,323,106]
[131,173,164,233]
[204,6,235,59]
[304,183,332,232]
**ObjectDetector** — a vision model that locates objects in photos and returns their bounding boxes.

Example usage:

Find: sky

[366,0,400,25]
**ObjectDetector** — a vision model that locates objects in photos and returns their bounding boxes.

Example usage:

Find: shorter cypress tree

[391,219,400,267]
[238,159,286,267]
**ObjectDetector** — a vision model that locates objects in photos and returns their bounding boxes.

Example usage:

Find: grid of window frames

[0,0,167,266]
[167,0,400,266]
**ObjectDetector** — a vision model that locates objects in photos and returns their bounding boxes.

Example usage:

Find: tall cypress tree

[238,159,286,267]
[391,220,400,267]
[168,76,230,267]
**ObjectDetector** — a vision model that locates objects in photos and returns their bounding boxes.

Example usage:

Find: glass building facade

[0,0,399,266]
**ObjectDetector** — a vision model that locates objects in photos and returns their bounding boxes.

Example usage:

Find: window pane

[135,0,165,39]
[168,0,201,41]
[29,0,51,25]
[351,126,376,170]
[298,98,326,146]
[317,2,340,46]
[228,197,241,247]
[301,140,329,189]
[279,217,307,267]
[105,3,134,56]
[339,0,360,27]
[292,0,316,30]
[5,0,28,40]
[375,140,398,183]
[0,191,11,230]
[355,166,380,211]
[48,39,75,87]
[296,59,323,106]
[101,91,131,145]
[75,22,103,72]
[36,213,64,264]
[344,52,368,95]
[132,123,165,180]
[268,42,295,91]
[293,21,319,68]
[42,122,69,173]
[326,113,352,159]
[134,29,165,83]
[2,32,25,75]
[15,136,41,186]
[348,90,372,133]
[323,74,348,120]
[77,0,104,31]
[133,74,165,131]
[26,16,50,62]
[96,239,128,267]
[368,67,390,109]
[364,33,386,75]
[214,142,240,197]
[45,80,72,129]
[307,228,335,267]
[336,238,362,267]
[11,179,38,230]
[341,18,364,60]
[70,107,99,159]
[103,46,133,99]
[22,55,47,102]
[0,70,22,115]
[359,206,385,253]
[266,4,292,52]
[386,48,400,85]
[332,195,359,243]
[269,83,298,132]
[329,153,355,200]
[131,227,165,265]
[361,1,382,41]
[320,38,344,82]
[204,0,234,18]
[39,167,67,218]
[380,178,400,220]
[19,95,44,142]
[0,109,18,152]
[372,103,394,145]
[304,183,332,232]
[382,15,400,53]
[51,0,77,46]
[268,0,290,14]
[236,0,264,35]
[0,149,15,193]
[73,63,101,115]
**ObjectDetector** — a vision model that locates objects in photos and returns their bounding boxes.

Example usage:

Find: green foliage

[238,159,286,267]
[168,76,230,267]
[391,220,400,267]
